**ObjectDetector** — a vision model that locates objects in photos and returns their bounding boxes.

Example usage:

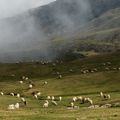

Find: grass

[0,52,120,120]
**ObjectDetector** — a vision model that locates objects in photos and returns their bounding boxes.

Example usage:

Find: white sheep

[19,81,23,84]
[10,93,14,96]
[43,100,49,108]
[84,98,93,105]
[87,98,93,105]
[100,92,111,100]
[51,101,58,106]
[100,92,104,97]
[0,92,4,96]
[14,103,20,109]
[36,92,41,96]
[22,76,25,80]
[59,96,62,101]
[47,96,51,100]
[70,102,74,108]
[21,97,27,105]
[51,96,55,101]
[58,75,62,79]
[72,97,77,102]
[25,77,29,80]
[34,94,38,99]
[29,84,33,89]
[8,104,15,110]
[17,93,20,98]
[44,81,48,85]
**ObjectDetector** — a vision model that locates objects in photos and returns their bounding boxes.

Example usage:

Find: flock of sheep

[0,61,119,110]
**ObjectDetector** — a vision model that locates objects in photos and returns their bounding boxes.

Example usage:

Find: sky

[0,0,56,18]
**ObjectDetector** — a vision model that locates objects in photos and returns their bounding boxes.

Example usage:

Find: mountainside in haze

[0,0,120,62]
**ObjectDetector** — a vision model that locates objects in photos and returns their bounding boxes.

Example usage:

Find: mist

[0,0,91,62]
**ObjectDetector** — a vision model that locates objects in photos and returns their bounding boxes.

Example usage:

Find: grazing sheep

[47,96,51,100]
[25,77,29,80]
[70,102,74,108]
[51,96,55,101]
[87,98,93,105]
[21,97,27,105]
[17,93,20,98]
[8,104,15,110]
[58,75,62,79]
[93,68,98,72]
[19,81,23,84]
[69,69,73,72]
[84,98,93,105]
[77,96,83,103]
[14,103,20,109]
[0,92,4,96]
[51,101,58,106]
[22,76,25,80]
[44,81,48,85]
[100,92,111,100]
[56,72,60,75]
[11,74,15,77]
[43,100,49,108]
[105,67,109,70]
[29,84,33,89]
[59,96,62,101]
[10,93,14,96]
[72,97,77,102]
[100,92,104,97]
[34,94,38,99]
[36,92,41,96]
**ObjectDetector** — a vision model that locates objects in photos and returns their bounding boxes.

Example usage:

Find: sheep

[113,67,117,70]
[51,96,55,101]
[36,92,41,96]
[8,104,15,110]
[14,103,20,109]
[69,69,73,72]
[100,92,111,100]
[105,67,109,70]
[47,96,51,100]
[0,92,4,96]
[43,100,49,108]
[72,97,77,102]
[93,68,98,72]
[10,93,14,96]
[58,75,62,79]
[59,96,62,101]
[21,97,27,106]
[100,92,104,97]
[19,81,23,84]
[44,81,48,85]
[84,98,93,105]
[77,96,83,103]
[17,93,20,98]
[25,77,29,80]
[11,74,15,77]
[22,76,25,80]
[29,84,33,89]
[34,94,38,99]
[56,72,60,75]
[70,102,74,108]
[87,98,93,105]
[51,101,58,106]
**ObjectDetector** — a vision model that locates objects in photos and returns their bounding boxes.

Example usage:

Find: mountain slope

[0,0,120,62]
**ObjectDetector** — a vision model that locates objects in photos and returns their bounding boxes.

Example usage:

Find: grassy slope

[0,52,120,120]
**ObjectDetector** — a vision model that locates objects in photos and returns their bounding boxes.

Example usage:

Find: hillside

[0,52,120,120]
[0,0,120,62]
